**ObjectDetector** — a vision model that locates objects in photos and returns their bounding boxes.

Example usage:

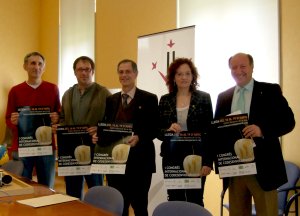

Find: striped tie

[122,94,129,108]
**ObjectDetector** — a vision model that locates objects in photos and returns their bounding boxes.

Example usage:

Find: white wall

[178,0,279,112]
[59,0,95,96]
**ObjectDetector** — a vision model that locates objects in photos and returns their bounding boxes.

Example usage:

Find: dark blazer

[99,88,159,174]
[158,90,214,167]
[214,80,295,191]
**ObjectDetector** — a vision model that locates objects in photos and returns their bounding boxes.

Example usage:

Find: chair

[221,161,300,216]
[1,160,24,176]
[284,190,300,215]
[277,161,300,216]
[152,201,213,216]
[83,185,124,216]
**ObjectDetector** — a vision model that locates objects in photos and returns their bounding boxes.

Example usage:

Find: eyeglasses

[76,68,92,73]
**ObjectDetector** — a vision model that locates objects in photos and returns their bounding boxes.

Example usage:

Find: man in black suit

[214,52,295,216]
[97,59,159,216]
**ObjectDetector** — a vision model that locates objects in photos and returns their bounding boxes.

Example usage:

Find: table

[0,177,114,216]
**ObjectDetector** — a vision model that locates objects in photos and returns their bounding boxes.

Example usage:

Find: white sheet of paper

[17,194,78,208]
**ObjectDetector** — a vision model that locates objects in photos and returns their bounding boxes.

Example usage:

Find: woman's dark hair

[166,57,199,93]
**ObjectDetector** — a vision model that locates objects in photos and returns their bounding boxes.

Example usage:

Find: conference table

[0,175,114,216]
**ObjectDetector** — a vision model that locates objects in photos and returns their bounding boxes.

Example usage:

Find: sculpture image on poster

[17,106,52,157]
[163,131,202,189]
[90,122,133,174]
[211,114,257,178]
[56,125,93,176]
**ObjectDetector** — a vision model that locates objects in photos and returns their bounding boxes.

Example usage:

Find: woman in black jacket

[158,57,213,206]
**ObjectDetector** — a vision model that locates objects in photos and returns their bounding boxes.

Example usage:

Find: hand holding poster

[56,125,93,176]
[211,114,257,178]
[163,131,202,189]
[91,122,133,174]
[17,106,52,157]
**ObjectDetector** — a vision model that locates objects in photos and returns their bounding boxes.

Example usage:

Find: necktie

[122,94,129,108]
[237,88,245,113]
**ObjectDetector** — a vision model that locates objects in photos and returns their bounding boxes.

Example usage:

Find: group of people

[5,51,295,216]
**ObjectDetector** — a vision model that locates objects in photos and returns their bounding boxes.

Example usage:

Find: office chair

[221,161,300,216]
[152,201,213,216]
[1,160,24,176]
[83,185,124,216]
[277,161,300,216]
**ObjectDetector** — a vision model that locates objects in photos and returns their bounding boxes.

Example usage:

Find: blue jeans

[12,150,56,189]
[65,174,103,200]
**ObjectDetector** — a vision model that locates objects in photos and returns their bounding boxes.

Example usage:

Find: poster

[56,125,93,176]
[163,131,202,189]
[211,114,257,178]
[90,122,133,174]
[17,106,52,157]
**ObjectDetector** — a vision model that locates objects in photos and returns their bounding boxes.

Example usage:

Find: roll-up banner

[137,26,195,214]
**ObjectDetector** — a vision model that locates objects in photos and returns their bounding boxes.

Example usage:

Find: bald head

[229,53,254,68]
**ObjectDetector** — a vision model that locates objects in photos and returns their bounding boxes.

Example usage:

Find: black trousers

[65,174,103,200]
[106,172,152,216]
[166,178,206,207]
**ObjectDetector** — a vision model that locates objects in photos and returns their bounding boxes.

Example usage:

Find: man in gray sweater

[59,56,111,199]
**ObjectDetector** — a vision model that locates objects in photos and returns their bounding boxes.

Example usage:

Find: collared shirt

[122,86,136,105]
[231,78,254,115]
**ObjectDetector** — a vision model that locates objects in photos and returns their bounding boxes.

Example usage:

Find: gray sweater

[60,82,111,126]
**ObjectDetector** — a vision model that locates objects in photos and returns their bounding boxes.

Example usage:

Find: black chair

[221,161,300,216]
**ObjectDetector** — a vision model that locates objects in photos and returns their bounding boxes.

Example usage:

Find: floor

[53,173,71,194]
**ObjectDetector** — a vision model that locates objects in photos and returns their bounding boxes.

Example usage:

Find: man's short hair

[117,59,138,73]
[228,53,254,68]
[24,52,45,64]
[73,56,95,71]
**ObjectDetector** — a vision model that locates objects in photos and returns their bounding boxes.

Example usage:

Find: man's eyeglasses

[76,68,92,72]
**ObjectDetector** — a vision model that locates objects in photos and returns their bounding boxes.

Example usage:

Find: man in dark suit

[96,59,159,216]
[214,52,295,216]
